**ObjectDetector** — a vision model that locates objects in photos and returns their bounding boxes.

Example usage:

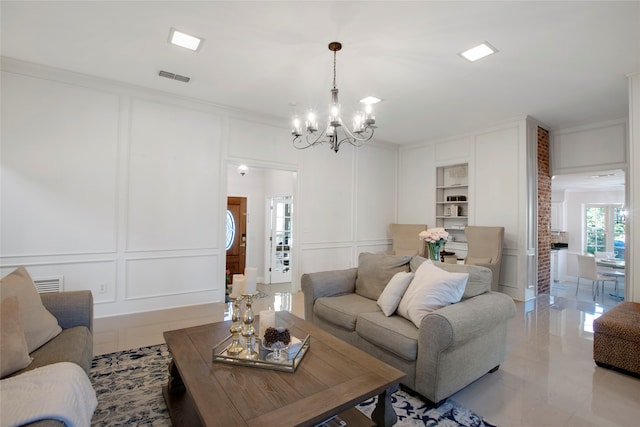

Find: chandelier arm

[341,126,375,143]
[292,128,330,150]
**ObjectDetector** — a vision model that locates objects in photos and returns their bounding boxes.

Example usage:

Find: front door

[226,196,247,278]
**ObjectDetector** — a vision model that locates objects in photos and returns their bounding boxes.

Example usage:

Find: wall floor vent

[33,276,64,293]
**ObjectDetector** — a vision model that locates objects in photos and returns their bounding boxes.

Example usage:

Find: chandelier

[291,42,379,153]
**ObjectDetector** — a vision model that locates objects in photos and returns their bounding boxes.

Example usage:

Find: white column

[628,72,640,302]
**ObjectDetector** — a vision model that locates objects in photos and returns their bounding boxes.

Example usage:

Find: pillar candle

[244,267,257,294]
[231,274,245,297]
[259,310,276,340]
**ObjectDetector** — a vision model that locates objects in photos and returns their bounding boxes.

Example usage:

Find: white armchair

[389,224,427,257]
[464,226,504,291]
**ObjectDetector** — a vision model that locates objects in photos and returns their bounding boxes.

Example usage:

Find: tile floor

[93,280,640,426]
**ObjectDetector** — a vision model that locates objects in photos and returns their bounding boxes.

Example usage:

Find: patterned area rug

[89,344,495,427]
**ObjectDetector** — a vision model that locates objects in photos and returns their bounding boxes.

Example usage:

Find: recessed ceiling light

[460,42,497,62]
[168,28,203,52]
[360,96,382,105]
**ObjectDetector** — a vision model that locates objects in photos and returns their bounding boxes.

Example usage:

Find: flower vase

[427,241,442,261]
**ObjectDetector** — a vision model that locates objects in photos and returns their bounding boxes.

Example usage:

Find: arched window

[225,210,236,251]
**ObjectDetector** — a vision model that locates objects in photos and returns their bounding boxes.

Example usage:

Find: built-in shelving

[436,163,469,244]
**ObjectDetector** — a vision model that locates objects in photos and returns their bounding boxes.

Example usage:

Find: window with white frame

[584,204,625,258]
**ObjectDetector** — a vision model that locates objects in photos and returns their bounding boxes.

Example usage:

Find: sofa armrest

[419,291,515,351]
[40,291,93,334]
[301,268,357,322]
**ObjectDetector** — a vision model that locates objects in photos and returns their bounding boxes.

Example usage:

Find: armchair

[389,223,427,257]
[464,226,504,291]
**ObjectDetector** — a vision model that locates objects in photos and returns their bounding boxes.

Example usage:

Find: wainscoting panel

[125,255,218,300]
[126,98,222,251]
[299,246,354,275]
[1,72,119,256]
[434,136,472,164]
[398,144,436,225]
[474,126,521,249]
[552,119,627,174]
[0,261,117,304]
[499,253,519,289]
[298,145,355,244]
[356,145,397,242]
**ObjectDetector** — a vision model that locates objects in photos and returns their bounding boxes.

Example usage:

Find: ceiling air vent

[158,70,190,83]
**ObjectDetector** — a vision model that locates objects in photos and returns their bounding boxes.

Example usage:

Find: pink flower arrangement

[419,227,449,243]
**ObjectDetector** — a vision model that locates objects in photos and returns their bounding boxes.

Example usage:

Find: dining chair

[576,254,617,300]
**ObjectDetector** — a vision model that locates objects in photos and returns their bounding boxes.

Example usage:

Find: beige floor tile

[93,278,639,426]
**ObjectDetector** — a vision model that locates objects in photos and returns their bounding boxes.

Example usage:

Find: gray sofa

[11,290,94,427]
[302,255,516,406]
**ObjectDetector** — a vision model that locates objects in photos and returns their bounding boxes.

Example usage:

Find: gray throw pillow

[0,267,62,353]
[355,253,411,300]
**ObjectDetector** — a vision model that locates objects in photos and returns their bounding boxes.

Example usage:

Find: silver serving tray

[212,334,310,373]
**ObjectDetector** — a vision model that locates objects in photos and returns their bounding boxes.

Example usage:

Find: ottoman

[593,301,640,376]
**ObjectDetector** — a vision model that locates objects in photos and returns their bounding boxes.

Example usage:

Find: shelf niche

[436,163,469,244]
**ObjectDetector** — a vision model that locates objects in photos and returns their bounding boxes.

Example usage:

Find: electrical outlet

[99,283,107,294]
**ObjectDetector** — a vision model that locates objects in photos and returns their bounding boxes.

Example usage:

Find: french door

[268,196,292,284]
[585,204,625,258]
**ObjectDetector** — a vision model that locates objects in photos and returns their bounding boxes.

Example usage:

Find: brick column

[537,127,551,294]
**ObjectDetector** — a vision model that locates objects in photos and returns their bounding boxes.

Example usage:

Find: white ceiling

[1,1,639,146]
[552,169,626,192]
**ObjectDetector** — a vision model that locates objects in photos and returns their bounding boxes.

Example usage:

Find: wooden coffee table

[162,311,405,427]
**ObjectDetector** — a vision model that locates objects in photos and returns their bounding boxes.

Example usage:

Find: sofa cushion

[314,294,380,331]
[398,260,468,327]
[377,272,414,316]
[1,296,33,378]
[355,253,411,300]
[11,326,93,377]
[410,256,491,299]
[1,267,62,353]
[356,312,418,361]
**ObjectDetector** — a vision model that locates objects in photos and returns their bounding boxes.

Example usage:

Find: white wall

[0,58,399,317]
[297,143,399,274]
[551,119,627,175]
[399,118,538,300]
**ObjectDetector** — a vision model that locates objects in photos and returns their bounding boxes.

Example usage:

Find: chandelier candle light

[419,228,449,261]
[291,41,380,153]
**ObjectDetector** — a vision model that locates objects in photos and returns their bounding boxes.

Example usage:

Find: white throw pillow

[397,261,469,327]
[377,272,414,316]
[397,260,431,319]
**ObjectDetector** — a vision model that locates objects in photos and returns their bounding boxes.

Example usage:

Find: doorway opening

[225,164,297,290]
[549,168,626,304]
